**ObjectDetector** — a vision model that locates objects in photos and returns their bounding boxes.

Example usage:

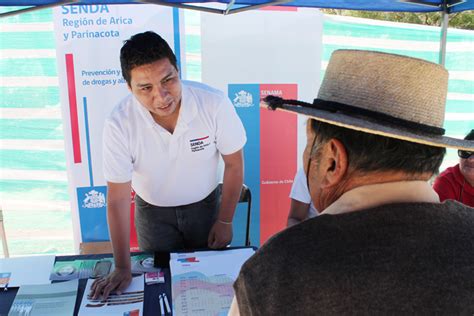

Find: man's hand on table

[90,267,132,300]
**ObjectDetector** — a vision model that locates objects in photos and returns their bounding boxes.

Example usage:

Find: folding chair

[0,207,9,258]
[218,183,252,246]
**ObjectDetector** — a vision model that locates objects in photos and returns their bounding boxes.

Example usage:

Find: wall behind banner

[1,8,473,256]
[201,8,324,246]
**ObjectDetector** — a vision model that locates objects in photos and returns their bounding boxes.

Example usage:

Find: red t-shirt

[433,164,474,207]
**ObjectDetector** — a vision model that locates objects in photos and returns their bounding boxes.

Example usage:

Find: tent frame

[0,0,293,18]
[0,0,78,18]
[0,0,469,65]
[138,0,292,15]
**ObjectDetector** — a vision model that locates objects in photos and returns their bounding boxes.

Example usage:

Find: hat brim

[262,103,474,151]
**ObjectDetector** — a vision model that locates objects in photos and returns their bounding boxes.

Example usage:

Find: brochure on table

[9,279,78,316]
[79,275,144,316]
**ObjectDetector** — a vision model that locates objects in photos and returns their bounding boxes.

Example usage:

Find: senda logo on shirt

[189,136,211,152]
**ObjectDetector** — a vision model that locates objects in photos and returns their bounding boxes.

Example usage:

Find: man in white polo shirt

[90,31,246,299]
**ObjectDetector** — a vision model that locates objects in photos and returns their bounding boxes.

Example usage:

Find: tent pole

[0,0,78,18]
[438,0,449,65]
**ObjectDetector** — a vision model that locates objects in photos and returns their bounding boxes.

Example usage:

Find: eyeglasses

[458,150,474,159]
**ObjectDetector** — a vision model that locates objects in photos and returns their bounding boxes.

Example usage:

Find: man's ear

[319,138,348,188]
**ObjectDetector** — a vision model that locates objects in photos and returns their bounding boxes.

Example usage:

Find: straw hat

[262,49,474,150]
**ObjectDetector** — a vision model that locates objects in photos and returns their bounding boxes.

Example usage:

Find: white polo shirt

[103,80,247,206]
[290,168,318,218]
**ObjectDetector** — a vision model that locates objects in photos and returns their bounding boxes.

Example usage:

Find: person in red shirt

[433,129,474,207]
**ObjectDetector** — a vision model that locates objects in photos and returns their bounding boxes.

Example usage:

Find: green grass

[448,80,474,94]
[324,18,474,42]
[0,180,69,201]
[0,119,64,139]
[0,58,58,77]
[0,7,53,23]
[8,239,74,256]
[445,100,474,113]
[0,32,55,49]
[0,87,60,108]
[0,150,67,170]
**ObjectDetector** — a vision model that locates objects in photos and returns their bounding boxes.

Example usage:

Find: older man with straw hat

[230,50,474,314]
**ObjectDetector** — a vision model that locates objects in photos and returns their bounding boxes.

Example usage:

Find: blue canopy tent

[1,0,473,13]
[0,0,472,64]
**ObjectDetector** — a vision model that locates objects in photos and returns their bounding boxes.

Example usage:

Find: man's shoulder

[436,199,474,214]
[239,203,474,288]
[107,94,136,123]
[183,80,225,98]
[244,218,329,267]
[252,202,474,258]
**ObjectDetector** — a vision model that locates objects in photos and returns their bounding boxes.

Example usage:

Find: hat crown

[318,50,449,128]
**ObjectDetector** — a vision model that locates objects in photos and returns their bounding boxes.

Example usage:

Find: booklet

[50,258,115,281]
[131,254,160,273]
[50,254,156,281]
[8,279,78,316]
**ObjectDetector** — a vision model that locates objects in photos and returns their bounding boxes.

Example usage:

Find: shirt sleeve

[289,168,312,204]
[215,96,247,156]
[102,118,133,183]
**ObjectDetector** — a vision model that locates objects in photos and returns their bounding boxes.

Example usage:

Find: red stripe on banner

[260,84,298,245]
[65,54,82,163]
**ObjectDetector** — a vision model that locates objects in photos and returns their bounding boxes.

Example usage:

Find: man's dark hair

[464,129,474,141]
[120,31,177,85]
[310,120,446,175]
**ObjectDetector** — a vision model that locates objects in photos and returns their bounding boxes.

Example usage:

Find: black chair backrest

[218,183,252,246]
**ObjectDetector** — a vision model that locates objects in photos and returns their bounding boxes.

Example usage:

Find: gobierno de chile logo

[232,90,254,108]
[82,190,106,208]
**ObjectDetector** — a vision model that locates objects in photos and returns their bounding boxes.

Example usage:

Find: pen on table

[3,283,8,292]
[159,294,165,316]
[163,293,171,314]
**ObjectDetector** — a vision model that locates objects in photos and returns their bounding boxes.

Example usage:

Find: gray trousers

[134,186,220,252]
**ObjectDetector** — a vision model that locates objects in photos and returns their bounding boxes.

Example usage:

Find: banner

[53,4,184,251]
[202,8,323,245]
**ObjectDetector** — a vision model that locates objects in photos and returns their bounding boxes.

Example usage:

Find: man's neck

[321,180,440,216]
[152,104,181,134]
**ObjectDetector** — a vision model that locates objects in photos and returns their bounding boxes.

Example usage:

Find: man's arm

[90,181,132,299]
[287,199,311,227]
[208,149,244,249]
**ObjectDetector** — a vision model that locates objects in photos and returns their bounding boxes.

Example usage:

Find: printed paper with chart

[170,248,255,316]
